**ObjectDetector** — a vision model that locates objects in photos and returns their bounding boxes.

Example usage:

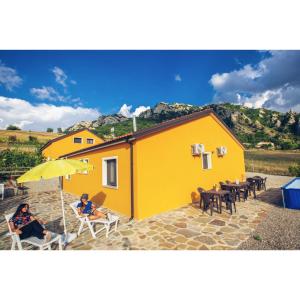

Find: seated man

[77,194,111,221]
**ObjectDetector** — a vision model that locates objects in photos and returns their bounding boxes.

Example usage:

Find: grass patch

[245,150,300,176]
[253,234,262,241]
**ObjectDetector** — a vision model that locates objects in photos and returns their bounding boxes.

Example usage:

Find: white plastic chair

[70,201,119,238]
[0,184,4,201]
[5,213,63,250]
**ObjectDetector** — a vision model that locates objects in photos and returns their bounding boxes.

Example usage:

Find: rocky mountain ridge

[66,102,300,149]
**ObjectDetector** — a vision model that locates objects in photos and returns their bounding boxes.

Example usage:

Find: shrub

[253,234,262,241]
[46,128,54,132]
[28,136,38,143]
[289,164,300,176]
[0,149,43,169]
[8,136,17,143]
[280,141,298,150]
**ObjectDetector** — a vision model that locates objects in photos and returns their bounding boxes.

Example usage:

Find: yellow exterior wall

[61,113,245,220]
[63,143,132,217]
[42,130,104,160]
[134,113,245,219]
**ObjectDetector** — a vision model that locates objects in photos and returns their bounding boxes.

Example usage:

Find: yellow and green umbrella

[17,159,93,243]
[17,159,93,183]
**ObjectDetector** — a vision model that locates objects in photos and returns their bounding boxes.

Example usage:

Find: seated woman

[9,203,52,242]
[77,194,110,220]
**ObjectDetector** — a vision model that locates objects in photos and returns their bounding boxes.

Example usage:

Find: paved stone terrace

[0,188,279,250]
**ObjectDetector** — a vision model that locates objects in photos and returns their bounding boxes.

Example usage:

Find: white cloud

[52,66,68,88]
[133,105,150,116]
[14,120,34,128]
[118,104,150,118]
[0,96,99,131]
[0,60,23,91]
[175,74,182,82]
[30,86,83,104]
[210,51,300,112]
[30,86,65,102]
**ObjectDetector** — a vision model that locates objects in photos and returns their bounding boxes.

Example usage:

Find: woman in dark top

[9,203,51,242]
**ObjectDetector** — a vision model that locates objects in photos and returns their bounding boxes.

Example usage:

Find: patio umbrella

[17,159,93,244]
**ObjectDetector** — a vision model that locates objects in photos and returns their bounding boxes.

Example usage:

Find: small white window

[202,152,212,170]
[65,174,71,180]
[74,137,82,144]
[87,138,94,144]
[80,158,89,174]
[102,157,118,189]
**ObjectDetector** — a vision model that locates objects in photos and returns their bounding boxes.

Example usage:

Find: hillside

[66,102,300,150]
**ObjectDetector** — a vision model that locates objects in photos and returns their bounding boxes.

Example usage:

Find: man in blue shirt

[77,194,111,221]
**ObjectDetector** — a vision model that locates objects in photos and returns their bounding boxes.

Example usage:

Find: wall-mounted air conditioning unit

[217,146,227,156]
[191,144,205,156]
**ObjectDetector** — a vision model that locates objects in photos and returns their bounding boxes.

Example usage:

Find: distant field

[245,150,300,176]
[0,129,61,142]
[0,129,62,152]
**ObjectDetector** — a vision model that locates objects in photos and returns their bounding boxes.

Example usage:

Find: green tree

[57,127,63,133]
[46,128,54,133]
[6,125,21,130]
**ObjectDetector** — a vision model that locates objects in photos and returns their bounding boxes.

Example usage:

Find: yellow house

[41,128,104,160]
[61,109,245,220]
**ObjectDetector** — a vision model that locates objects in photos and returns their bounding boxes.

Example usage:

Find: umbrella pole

[59,176,67,235]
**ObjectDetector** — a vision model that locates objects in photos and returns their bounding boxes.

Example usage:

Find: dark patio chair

[261,177,267,191]
[16,183,29,195]
[220,183,238,200]
[197,187,205,208]
[236,186,248,202]
[254,177,263,191]
[220,192,236,214]
[200,192,218,216]
[246,178,257,198]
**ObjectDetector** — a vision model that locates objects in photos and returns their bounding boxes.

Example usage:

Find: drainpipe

[128,139,135,221]
[128,116,137,221]
[126,139,134,221]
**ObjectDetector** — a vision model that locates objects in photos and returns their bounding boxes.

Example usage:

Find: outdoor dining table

[221,182,250,201]
[247,176,263,190]
[204,189,231,213]
[222,181,249,189]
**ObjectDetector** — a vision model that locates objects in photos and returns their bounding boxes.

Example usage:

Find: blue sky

[0,50,299,131]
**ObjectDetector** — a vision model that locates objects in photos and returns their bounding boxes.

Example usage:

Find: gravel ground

[246,171,294,189]
[240,172,300,250]
[239,207,300,250]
